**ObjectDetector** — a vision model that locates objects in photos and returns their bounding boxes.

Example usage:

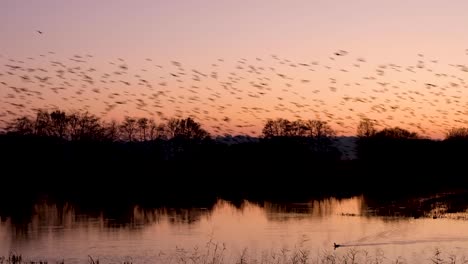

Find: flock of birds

[1,42,468,148]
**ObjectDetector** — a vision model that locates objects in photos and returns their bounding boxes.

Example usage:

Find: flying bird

[36,30,43,34]
[334,50,348,56]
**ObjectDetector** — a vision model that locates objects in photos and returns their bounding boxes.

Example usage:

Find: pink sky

[1,1,468,138]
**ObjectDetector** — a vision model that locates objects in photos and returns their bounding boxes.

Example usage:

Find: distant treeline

[1,110,468,204]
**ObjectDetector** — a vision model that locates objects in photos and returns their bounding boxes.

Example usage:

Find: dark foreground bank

[1,133,468,205]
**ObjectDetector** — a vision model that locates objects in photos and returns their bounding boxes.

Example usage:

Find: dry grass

[1,245,468,264]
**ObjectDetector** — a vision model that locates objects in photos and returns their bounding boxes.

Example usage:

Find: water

[2,194,468,263]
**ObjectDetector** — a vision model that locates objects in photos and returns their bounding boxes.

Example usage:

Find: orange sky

[1,1,468,138]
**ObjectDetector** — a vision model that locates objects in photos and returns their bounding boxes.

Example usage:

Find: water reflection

[4,193,468,238]
[1,197,367,239]
[263,196,363,221]
[1,193,468,263]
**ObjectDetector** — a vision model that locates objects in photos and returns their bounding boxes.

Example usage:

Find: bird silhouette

[1,49,468,139]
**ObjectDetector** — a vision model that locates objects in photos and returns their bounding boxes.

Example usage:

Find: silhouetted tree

[263,118,334,139]
[288,120,308,136]
[166,117,210,140]
[68,112,81,140]
[157,123,167,139]
[263,118,311,137]
[50,110,68,139]
[262,118,287,138]
[166,118,178,139]
[147,119,165,140]
[34,110,52,136]
[146,119,156,140]
[120,117,137,141]
[357,118,377,138]
[375,127,418,139]
[261,118,338,159]
[103,120,120,142]
[7,116,34,135]
[304,120,336,154]
[67,112,106,140]
[75,112,103,141]
[445,127,468,140]
[137,117,149,141]
[305,120,335,138]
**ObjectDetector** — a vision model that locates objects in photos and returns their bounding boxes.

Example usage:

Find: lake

[2,193,468,263]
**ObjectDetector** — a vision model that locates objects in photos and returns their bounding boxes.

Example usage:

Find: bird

[36,30,43,34]
[333,243,341,250]
[334,50,348,56]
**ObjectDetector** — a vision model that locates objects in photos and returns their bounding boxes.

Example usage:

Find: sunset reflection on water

[2,195,468,263]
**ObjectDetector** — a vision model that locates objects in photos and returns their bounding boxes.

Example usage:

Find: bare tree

[165,117,209,140]
[305,120,335,138]
[263,118,333,138]
[147,119,161,140]
[166,118,179,139]
[103,120,120,141]
[287,120,308,136]
[68,112,81,140]
[357,118,377,138]
[50,110,68,139]
[262,118,296,137]
[137,117,149,141]
[177,117,210,140]
[445,127,468,140]
[262,119,281,138]
[34,110,52,136]
[157,123,167,139]
[7,116,34,135]
[76,112,103,140]
[376,127,418,139]
[120,116,137,141]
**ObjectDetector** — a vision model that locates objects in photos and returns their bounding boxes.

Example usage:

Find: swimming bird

[334,243,341,250]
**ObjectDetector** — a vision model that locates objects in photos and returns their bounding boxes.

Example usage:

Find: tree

[49,110,68,139]
[157,123,167,139]
[375,127,418,139]
[357,118,376,138]
[137,117,149,141]
[75,112,103,141]
[445,127,468,140]
[166,117,210,140]
[304,120,336,154]
[263,118,335,139]
[166,118,179,139]
[261,118,338,157]
[262,118,284,138]
[67,112,102,141]
[287,120,308,137]
[34,110,52,136]
[147,119,164,140]
[120,117,137,141]
[7,116,34,135]
[262,118,306,138]
[305,120,335,139]
[103,120,120,142]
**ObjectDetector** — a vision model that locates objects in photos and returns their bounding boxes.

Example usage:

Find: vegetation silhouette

[2,246,464,264]
[2,109,468,207]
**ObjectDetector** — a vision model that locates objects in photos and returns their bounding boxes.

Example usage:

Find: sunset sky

[1,1,468,138]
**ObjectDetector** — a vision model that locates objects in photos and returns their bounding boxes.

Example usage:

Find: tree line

[3,109,468,202]
[5,110,209,142]
[6,109,468,142]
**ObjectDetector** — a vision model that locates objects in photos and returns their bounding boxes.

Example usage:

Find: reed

[1,247,467,264]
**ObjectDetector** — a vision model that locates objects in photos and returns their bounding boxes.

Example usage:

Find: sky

[1,0,468,138]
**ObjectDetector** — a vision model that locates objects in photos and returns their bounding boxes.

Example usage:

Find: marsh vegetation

[2,247,468,264]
